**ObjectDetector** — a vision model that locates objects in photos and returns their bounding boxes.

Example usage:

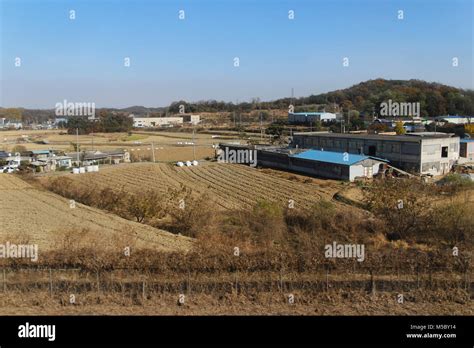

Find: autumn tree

[394,121,406,135]
[124,190,166,223]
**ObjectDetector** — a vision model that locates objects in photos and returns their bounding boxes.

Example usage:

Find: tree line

[66,111,133,134]
[167,79,474,117]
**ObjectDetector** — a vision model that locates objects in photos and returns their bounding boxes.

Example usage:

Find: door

[368,146,376,156]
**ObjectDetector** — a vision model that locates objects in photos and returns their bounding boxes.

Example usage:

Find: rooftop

[31,150,52,154]
[291,149,371,165]
[293,132,456,142]
[436,115,473,119]
[289,112,335,116]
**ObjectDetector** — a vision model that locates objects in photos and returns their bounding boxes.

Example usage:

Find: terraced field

[0,174,193,251]
[64,162,341,210]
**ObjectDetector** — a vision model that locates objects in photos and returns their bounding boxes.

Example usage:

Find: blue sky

[1,0,472,108]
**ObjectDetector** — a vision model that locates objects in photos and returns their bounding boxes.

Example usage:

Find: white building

[182,114,200,125]
[435,116,473,125]
[292,132,460,176]
[133,117,183,128]
[0,118,23,129]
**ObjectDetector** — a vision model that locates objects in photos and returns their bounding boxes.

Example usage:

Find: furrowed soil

[0,174,192,252]
[55,162,345,211]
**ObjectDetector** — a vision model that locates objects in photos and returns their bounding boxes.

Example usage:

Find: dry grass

[0,174,193,252]
[0,290,471,315]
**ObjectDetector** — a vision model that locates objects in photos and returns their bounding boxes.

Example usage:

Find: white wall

[420,137,459,175]
[133,117,183,127]
[349,162,382,181]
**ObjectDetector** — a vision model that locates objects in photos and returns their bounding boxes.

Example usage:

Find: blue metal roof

[31,150,51,154]
[461,139,474,143]
[290,149,370,165]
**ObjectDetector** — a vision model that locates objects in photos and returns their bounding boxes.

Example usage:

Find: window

[441,146,448,158]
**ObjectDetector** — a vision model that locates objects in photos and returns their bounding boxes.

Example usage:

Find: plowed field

[64,162,341,210]
[0,174,192,251]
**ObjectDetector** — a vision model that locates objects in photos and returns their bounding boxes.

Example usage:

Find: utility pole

[76,128,80,165]
[192,126,196,161]
[151,141,156,163]
[347,110,351,133]
[236,99,241,129]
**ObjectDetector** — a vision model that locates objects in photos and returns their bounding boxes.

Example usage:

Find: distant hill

[165,79,474,117]
[2,79,473,123]
[289,79,474,117]
[108,105,166,115]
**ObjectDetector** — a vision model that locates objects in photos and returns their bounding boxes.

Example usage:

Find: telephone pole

[192,127,196,161]
[151,141,156,163]
[76,128,80,164]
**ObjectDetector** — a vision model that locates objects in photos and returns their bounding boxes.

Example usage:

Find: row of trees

[66,111,133,134]
[166,79,474,117]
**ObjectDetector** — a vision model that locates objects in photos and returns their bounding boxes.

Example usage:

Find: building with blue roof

[291,149,370,166]
[218,144,389,181]
[286,149,387,181]
[292,132,461,176]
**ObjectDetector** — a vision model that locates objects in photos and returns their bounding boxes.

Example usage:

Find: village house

[66,150,130,166]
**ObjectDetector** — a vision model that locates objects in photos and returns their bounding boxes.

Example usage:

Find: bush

[11,145,27,154]
[437,174,474,194]
[364,178,432,241]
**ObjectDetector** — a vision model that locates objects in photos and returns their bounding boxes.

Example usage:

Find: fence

[1,265,471,300]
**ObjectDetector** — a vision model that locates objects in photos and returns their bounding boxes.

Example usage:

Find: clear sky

[0,0,472,108]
